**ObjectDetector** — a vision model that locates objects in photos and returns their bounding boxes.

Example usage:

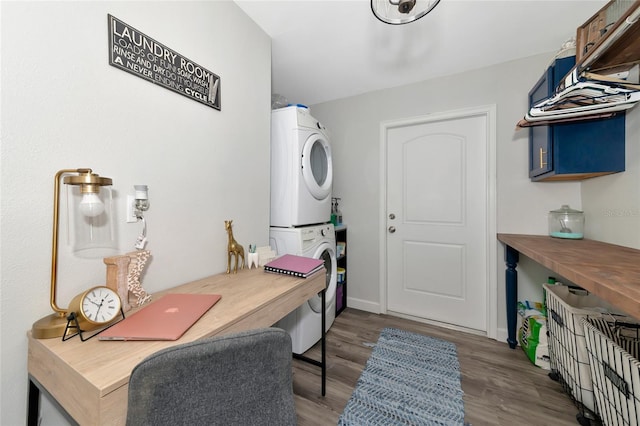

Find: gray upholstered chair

[126,328,297,426]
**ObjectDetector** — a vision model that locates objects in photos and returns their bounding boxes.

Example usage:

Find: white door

[383,107,495,333]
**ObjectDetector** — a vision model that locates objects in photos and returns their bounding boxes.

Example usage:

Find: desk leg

[28,377,40,426]
[321,288,326,396]
[293,288,327,396]
[27,374,78,426]
[505,245,519,349]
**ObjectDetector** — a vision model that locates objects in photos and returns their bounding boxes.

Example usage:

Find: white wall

[582,107,640,249]
[311,52,599,338]
[0,2,271,424]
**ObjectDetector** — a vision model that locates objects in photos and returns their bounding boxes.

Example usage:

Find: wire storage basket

[544,284,631,425]
[583,317,640,426]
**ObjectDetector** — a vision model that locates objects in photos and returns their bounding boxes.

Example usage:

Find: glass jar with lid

[548,205,584,239]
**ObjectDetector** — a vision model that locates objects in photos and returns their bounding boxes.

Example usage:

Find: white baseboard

[496,327,510,346]
[347,297,512,346]
[345,297,380,314]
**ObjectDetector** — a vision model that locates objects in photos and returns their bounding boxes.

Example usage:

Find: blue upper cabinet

[528,56,626,181]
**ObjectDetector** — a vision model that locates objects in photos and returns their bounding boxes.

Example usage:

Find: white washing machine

[271,106,333,228]
[270,223,337,354]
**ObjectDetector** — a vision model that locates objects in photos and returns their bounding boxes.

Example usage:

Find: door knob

[388,226,396,233]
[389,213,396,220]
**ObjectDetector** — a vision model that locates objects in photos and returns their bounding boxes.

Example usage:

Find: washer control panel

[300,224,335,251]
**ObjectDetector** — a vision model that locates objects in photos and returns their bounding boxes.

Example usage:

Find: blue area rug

[338,327,465,425]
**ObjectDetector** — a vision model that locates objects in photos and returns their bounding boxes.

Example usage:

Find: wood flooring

[292,308,582,426]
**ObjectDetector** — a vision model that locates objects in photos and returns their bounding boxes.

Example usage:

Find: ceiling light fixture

[371,0,441,25]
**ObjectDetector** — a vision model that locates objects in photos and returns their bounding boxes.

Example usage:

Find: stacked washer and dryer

[269,105,337,355]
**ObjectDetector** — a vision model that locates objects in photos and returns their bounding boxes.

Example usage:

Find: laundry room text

[108,14,221,110]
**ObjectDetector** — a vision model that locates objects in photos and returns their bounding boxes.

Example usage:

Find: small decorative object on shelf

[256,246,276,266]
[104,250,152,312]
[247,244,259,269]
[104,255,133,313]
[225,220,245,274]
[331,197,343,226]
[548,205,584,239]
[127,250,152,307]
[63,286,125,342]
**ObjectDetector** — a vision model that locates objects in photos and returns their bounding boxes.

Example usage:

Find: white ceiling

[235,0,608,106]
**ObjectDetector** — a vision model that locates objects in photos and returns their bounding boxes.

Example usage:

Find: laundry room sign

[108,14,221,110]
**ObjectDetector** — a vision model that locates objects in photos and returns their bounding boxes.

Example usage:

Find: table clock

[67,286,122,330]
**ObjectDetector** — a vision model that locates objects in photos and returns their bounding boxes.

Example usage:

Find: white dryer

[271,106,333,228]
[270,223,337,354]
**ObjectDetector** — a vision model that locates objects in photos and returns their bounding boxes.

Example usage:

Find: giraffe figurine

[225,220,245,274]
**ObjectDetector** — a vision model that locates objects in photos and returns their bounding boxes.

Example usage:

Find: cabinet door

[528,57,574,178]
[551,114,625,178]
[529,57,577,178]
[525,55,624,182]
[528,68,554,178]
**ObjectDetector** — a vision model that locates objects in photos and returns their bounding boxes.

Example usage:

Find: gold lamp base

[31,313,69,339]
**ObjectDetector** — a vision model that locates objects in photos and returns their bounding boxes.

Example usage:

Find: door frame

[378,105,498,339]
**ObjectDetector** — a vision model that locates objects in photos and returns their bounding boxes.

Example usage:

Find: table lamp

[31,169,114,339]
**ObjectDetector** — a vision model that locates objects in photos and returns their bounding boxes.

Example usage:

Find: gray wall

[582,109,640,247]
[311,52,640,339]
[1,2,271,424]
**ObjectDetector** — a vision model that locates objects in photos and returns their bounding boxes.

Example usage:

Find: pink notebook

[264,254,325,278]
[98,293,221,341]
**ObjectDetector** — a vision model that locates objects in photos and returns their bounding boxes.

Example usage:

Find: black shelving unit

[335,225,347,316]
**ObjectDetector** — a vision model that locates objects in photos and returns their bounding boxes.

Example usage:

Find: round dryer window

[302,134,333,200]
[308,247,336,313]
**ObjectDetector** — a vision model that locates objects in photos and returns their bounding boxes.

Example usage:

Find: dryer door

[301,133,333,201]
[307,243,337,313]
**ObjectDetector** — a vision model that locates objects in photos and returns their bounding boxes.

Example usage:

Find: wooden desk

[27,267,326,425]
[497,234,640,348]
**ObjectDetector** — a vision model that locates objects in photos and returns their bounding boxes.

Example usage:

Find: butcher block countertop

[497,234,640,319]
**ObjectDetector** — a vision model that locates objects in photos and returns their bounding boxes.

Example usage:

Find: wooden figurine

[104,255,132,312]
[225,220,245,274]
[104,249,152,311]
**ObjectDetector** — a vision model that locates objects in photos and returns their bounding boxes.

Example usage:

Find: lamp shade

[67,182,117,258]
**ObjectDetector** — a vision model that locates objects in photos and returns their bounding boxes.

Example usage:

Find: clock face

[80,287,121,324]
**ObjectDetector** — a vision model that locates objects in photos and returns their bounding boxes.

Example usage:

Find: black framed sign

[108,14,220,110]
